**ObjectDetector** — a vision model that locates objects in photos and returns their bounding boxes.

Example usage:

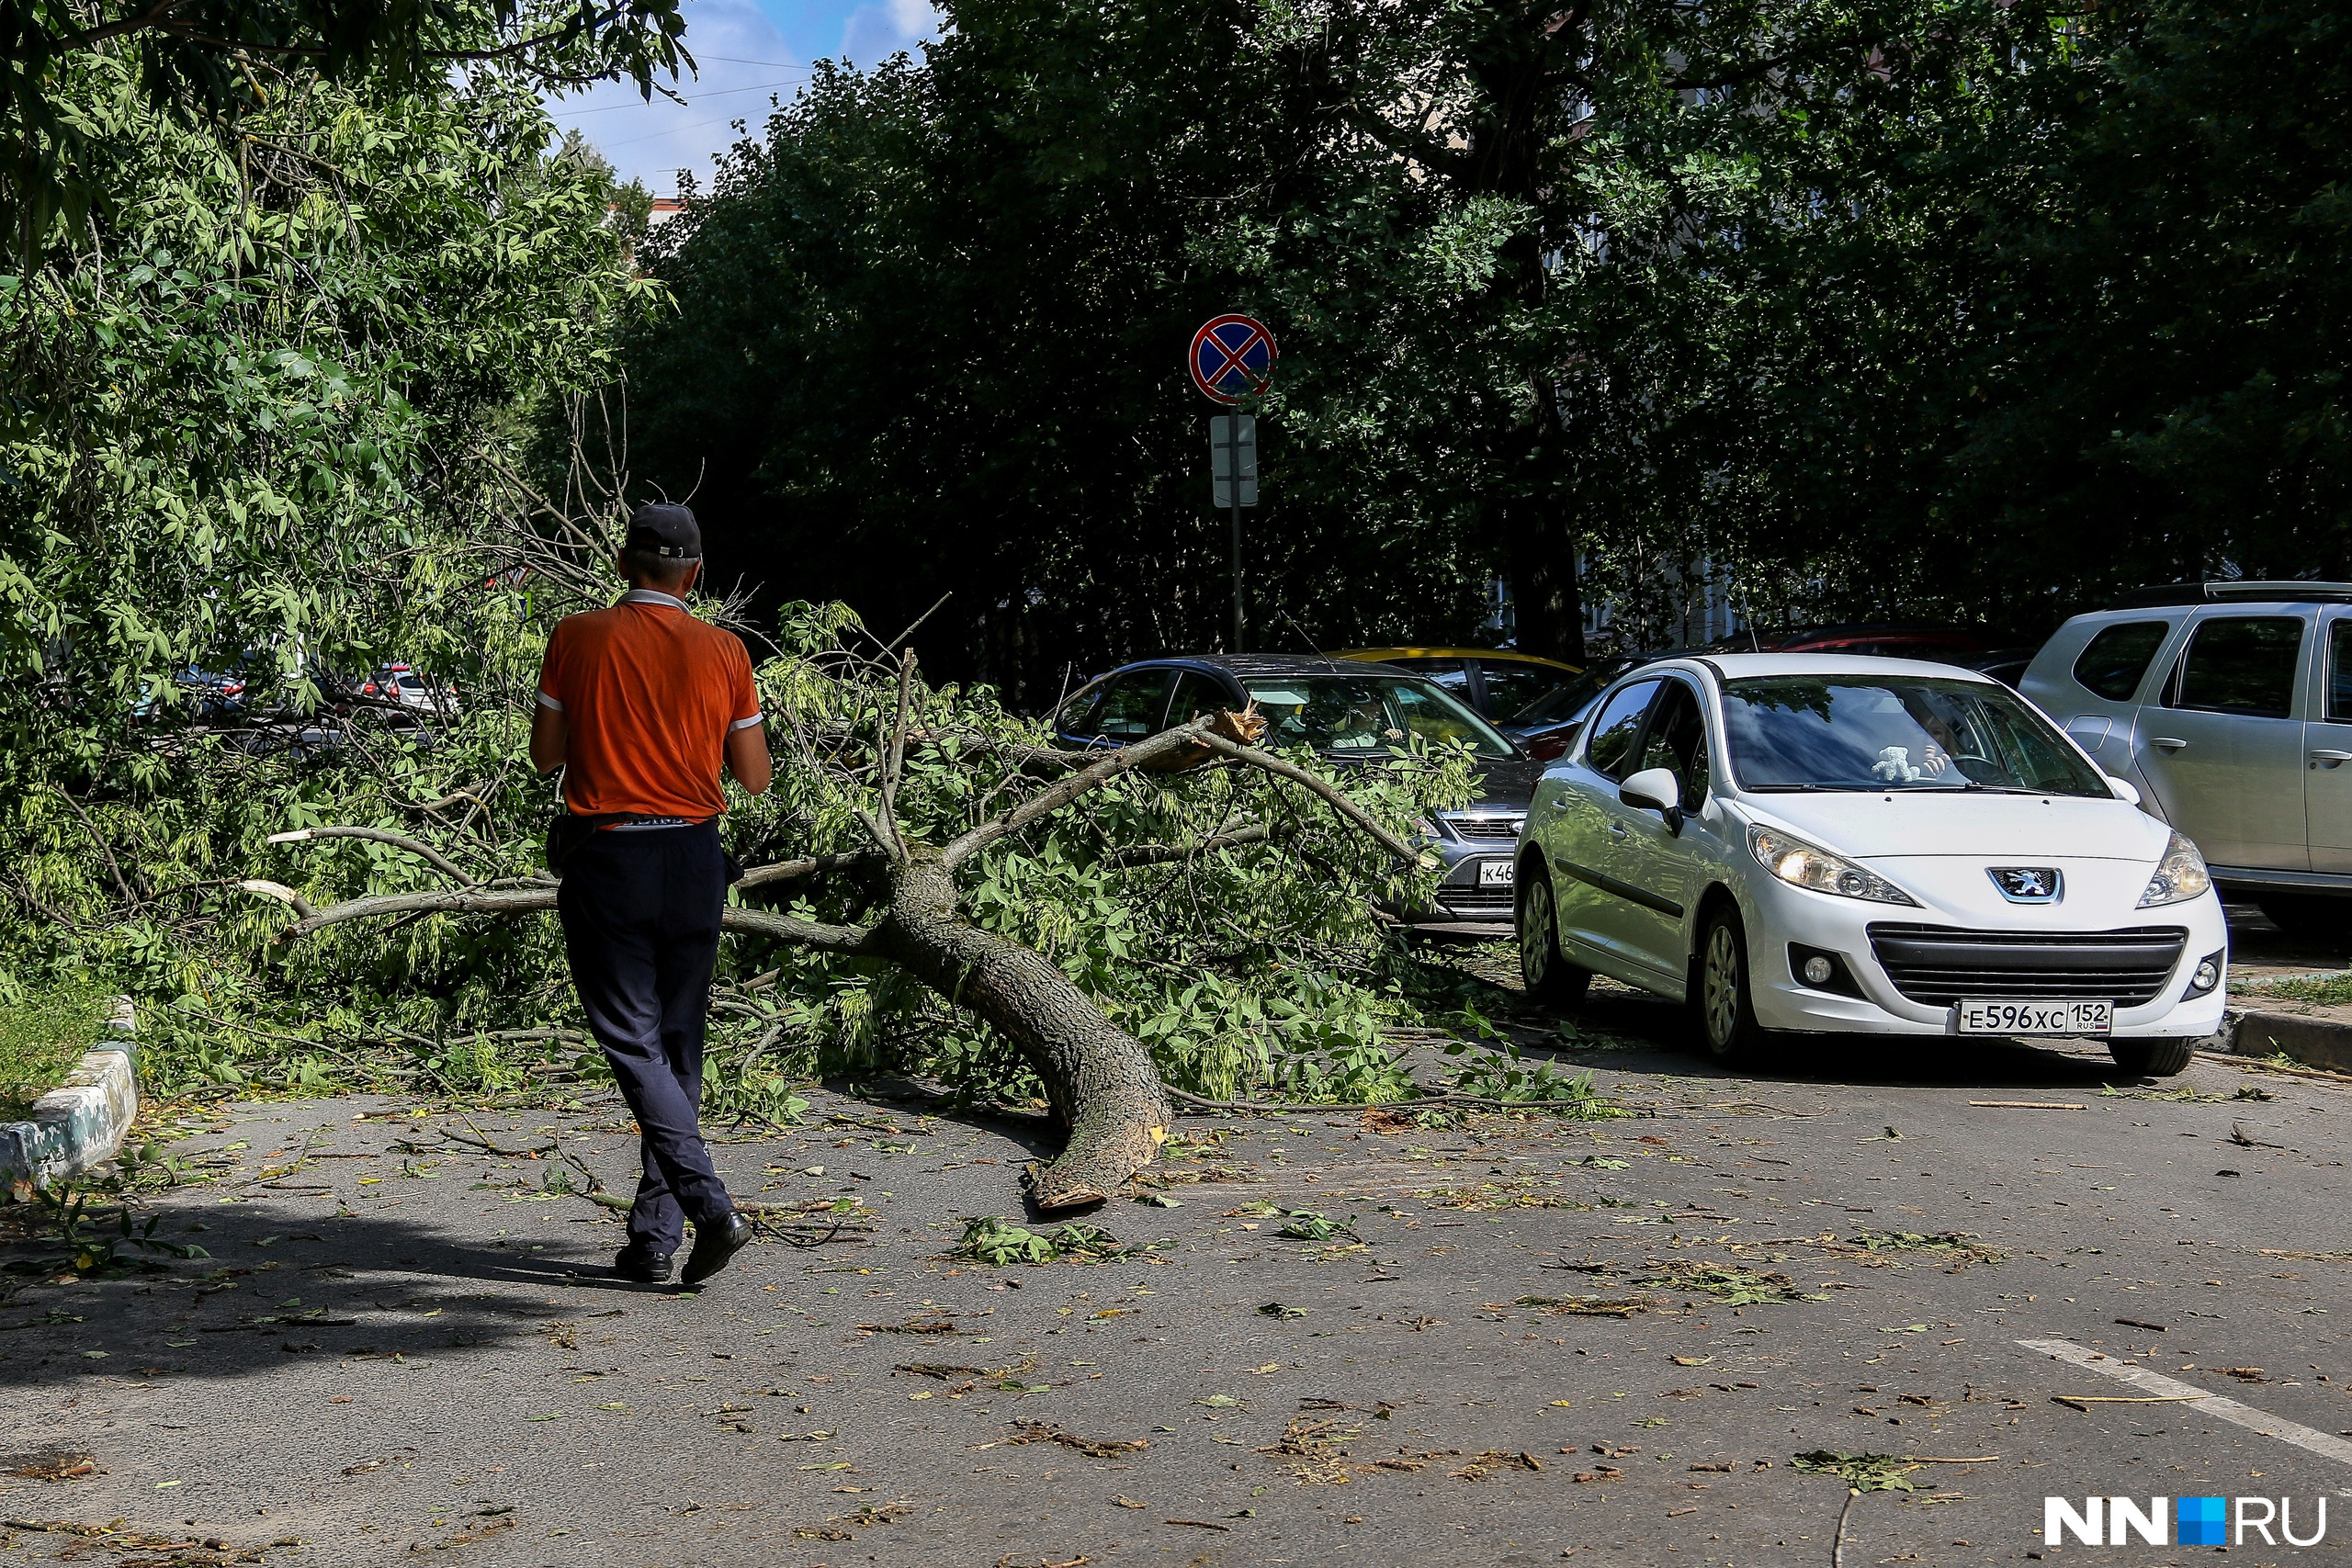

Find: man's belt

[545,812,713,875]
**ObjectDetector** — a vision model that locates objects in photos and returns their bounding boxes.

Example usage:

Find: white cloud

[840,0,939,65]
[546,0,809,199]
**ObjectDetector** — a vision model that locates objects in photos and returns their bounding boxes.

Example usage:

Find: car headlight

[2137,830,2211,908]
[1413,816,1447,841]
[1747,824,1919,906]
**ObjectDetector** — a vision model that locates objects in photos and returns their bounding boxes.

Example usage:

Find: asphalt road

[6,949,2352,1566]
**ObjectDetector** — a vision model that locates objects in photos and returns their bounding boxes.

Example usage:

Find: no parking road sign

[1189,314,1277,404]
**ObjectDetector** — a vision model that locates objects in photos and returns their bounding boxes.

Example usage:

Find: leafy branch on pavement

[953,1216,1126,1265]
[4,1185,209,1277]
[1793,1450,1922,1568]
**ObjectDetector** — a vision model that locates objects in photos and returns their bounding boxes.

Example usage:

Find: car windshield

[1722,675,2109,795]
[1241,674,1519,760]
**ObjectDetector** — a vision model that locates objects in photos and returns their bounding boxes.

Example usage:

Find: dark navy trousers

[556,823,735,1255]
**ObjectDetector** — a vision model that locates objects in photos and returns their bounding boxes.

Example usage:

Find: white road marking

[2020,1337,2352,1469]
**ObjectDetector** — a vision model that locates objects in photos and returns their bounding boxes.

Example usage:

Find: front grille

[1865,923,2189,1008]
[1436,886,1515,917]
[1449,815,1524,840]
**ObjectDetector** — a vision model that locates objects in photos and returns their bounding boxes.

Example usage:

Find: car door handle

[2313,750,2352,762]
[1606,821,1629,839]
[2150,737,2188,750]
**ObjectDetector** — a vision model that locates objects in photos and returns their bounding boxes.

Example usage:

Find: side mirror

[2106,773,2142,807]
[1621,767,1685,834]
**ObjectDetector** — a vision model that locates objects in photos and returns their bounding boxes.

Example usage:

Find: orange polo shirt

[537,590,763,820]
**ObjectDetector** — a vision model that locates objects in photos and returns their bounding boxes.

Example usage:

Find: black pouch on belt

[545,812,626,878]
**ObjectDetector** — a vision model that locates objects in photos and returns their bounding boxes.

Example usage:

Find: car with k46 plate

[1050,653,1537,932]
[1514,652,2227,1075]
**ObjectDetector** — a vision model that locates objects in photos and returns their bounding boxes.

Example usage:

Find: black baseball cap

[624,502,701,560]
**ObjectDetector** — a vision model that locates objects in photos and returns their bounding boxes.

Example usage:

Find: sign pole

[1226,418,1247,653]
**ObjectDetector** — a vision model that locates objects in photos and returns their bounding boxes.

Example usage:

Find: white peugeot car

[1514,654,2228,1076]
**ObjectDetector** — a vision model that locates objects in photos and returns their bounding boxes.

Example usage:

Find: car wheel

[1693,904,1765,1064]
[2109,1037,2197,1077]
[1517,869,1591,1007]
[2256,894,2352,939]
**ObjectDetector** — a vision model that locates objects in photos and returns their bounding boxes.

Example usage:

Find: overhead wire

[549,76,806,117]
[597,107,782,151]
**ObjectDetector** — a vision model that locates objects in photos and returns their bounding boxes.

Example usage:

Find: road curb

[2221,1005,2352,1076]
[2,996,137,1201]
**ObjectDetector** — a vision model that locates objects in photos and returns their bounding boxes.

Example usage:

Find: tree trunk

[876,843,1171,1210]
[1508,491,1587,664]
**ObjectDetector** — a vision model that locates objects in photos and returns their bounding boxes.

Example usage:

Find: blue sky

[546,0,941,197]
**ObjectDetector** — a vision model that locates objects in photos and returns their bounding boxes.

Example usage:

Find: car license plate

[1956,998,2113,1036]
[1477,860,1515,887]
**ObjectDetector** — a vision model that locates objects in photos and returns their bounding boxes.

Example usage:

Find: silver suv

[2021,581,2352,934]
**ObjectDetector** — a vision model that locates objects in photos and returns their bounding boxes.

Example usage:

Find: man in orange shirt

[531,503,773,1287]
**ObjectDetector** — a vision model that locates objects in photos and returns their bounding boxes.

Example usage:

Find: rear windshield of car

[1242,675,1520,760]
[1477,660,1577,717]
[1507,665,1619,727]
[1721,675,2109,795]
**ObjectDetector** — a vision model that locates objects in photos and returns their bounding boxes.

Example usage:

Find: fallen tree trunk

[878,843,1170,1207]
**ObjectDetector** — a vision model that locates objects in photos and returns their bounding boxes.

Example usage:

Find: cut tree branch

[259,884,551,937]
[229,635,1441,1213]
[236,880,317,920]
[1185,732,1424,865]
[239,876,880,956]
[939,719,1221,870]
[267,825,477,886]
[877,649,917,855]
[733,851,882,891]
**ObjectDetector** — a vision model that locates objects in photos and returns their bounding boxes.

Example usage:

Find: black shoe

[681,1212,755,1286]
[612,1245,673,1284]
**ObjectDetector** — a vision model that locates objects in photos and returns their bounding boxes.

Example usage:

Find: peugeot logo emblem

[1988,866,2064,903]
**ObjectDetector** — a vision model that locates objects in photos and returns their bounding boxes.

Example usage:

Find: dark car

[1332,646,1584,722]
[1962,647,2040,688]
[1498,651,1705,761]
[1050,654,1538,931]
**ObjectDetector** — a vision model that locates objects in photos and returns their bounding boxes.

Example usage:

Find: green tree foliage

[0,58,651,749]
[618,0,2023,677]
[1283,0,2352,630]
[1,0,688,245]
[1911,0,2352,598]
[0,54,652,1014]
[623,0,2352,686]
[616,32,1510,706]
